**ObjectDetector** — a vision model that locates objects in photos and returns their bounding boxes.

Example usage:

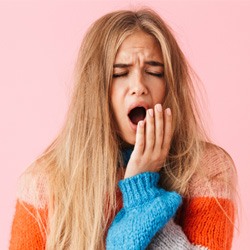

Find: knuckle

[137,141,144,147]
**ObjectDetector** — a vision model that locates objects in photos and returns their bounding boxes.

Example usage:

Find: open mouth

[128,107,146,125]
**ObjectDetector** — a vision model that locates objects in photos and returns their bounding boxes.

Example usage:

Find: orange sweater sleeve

[9,171,48,249]
[9,200,47,250]
[179,144,236,250]
[179,197,234,250]
[148,144,236,250]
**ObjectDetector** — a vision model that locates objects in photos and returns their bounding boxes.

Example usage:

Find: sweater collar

[121,146,134,167]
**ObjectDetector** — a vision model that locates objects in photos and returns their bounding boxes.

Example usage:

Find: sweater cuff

[118,172,162,209]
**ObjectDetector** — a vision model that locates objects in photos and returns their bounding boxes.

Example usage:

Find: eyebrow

[113,61,164,68]
[145,61,164,67]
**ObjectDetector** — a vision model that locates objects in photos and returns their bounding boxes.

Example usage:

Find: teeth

[128,107,146,125]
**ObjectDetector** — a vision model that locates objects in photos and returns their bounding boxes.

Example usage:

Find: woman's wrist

[118,172,162,209]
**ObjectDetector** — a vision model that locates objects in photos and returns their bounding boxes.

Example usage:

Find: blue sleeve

[106,172,182,250]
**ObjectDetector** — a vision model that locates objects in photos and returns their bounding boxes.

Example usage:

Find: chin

[120,134,136,147]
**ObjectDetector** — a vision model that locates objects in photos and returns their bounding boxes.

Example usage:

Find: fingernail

[156,104,162,112]
[166,108,171,116]
[139,120,144,127]
[148,109,153,117]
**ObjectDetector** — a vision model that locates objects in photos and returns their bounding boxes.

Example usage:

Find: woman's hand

[124,104,172,179]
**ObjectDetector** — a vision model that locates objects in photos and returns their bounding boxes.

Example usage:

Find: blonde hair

[24,8,236,249]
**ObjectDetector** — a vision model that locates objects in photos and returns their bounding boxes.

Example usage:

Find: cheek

[160,86,167,101]
[110,82,127,109]
[110,88,122,118]
[153,83,166,102]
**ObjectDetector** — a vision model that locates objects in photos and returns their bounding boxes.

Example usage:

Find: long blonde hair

[24,8,233,249]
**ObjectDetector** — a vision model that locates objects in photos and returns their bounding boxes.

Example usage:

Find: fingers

[145,104,172,153]
[133,120,145,156]
[126,104,172,178]
[154,104,164,152]
[162,108,172,153]
[132,104,172,162]
[145,108,155,151]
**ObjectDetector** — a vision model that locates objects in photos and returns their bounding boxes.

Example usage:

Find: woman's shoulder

[17,161,49,209]
[200,142,236,177]
[188,142,237,199]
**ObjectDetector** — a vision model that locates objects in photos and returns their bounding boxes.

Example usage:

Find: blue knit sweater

[106,149,182,250]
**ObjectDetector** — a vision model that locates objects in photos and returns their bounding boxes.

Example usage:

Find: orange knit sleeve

[9,200,47,250]
[178,144,237,250]
[180,197,234,250]
[9,171,48,249]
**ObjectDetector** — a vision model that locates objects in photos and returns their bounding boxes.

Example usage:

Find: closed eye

[113,72,128,78]
[147,72,164,78]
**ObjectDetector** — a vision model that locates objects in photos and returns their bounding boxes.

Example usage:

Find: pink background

[0,1,249,249]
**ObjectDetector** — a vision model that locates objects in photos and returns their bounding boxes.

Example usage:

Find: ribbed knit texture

[9,144,236,250]
[106,172,182,250]
[9,201,47,250]
[147,219,208,250]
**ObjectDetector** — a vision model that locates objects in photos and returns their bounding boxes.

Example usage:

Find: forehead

[115,31,163,61]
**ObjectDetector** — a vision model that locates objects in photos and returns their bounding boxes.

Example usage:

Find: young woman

[10,8,237,250]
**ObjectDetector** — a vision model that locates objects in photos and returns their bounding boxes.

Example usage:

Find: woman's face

[111,31,166,145]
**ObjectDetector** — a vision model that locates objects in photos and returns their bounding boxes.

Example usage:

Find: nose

[130,72,148,96]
